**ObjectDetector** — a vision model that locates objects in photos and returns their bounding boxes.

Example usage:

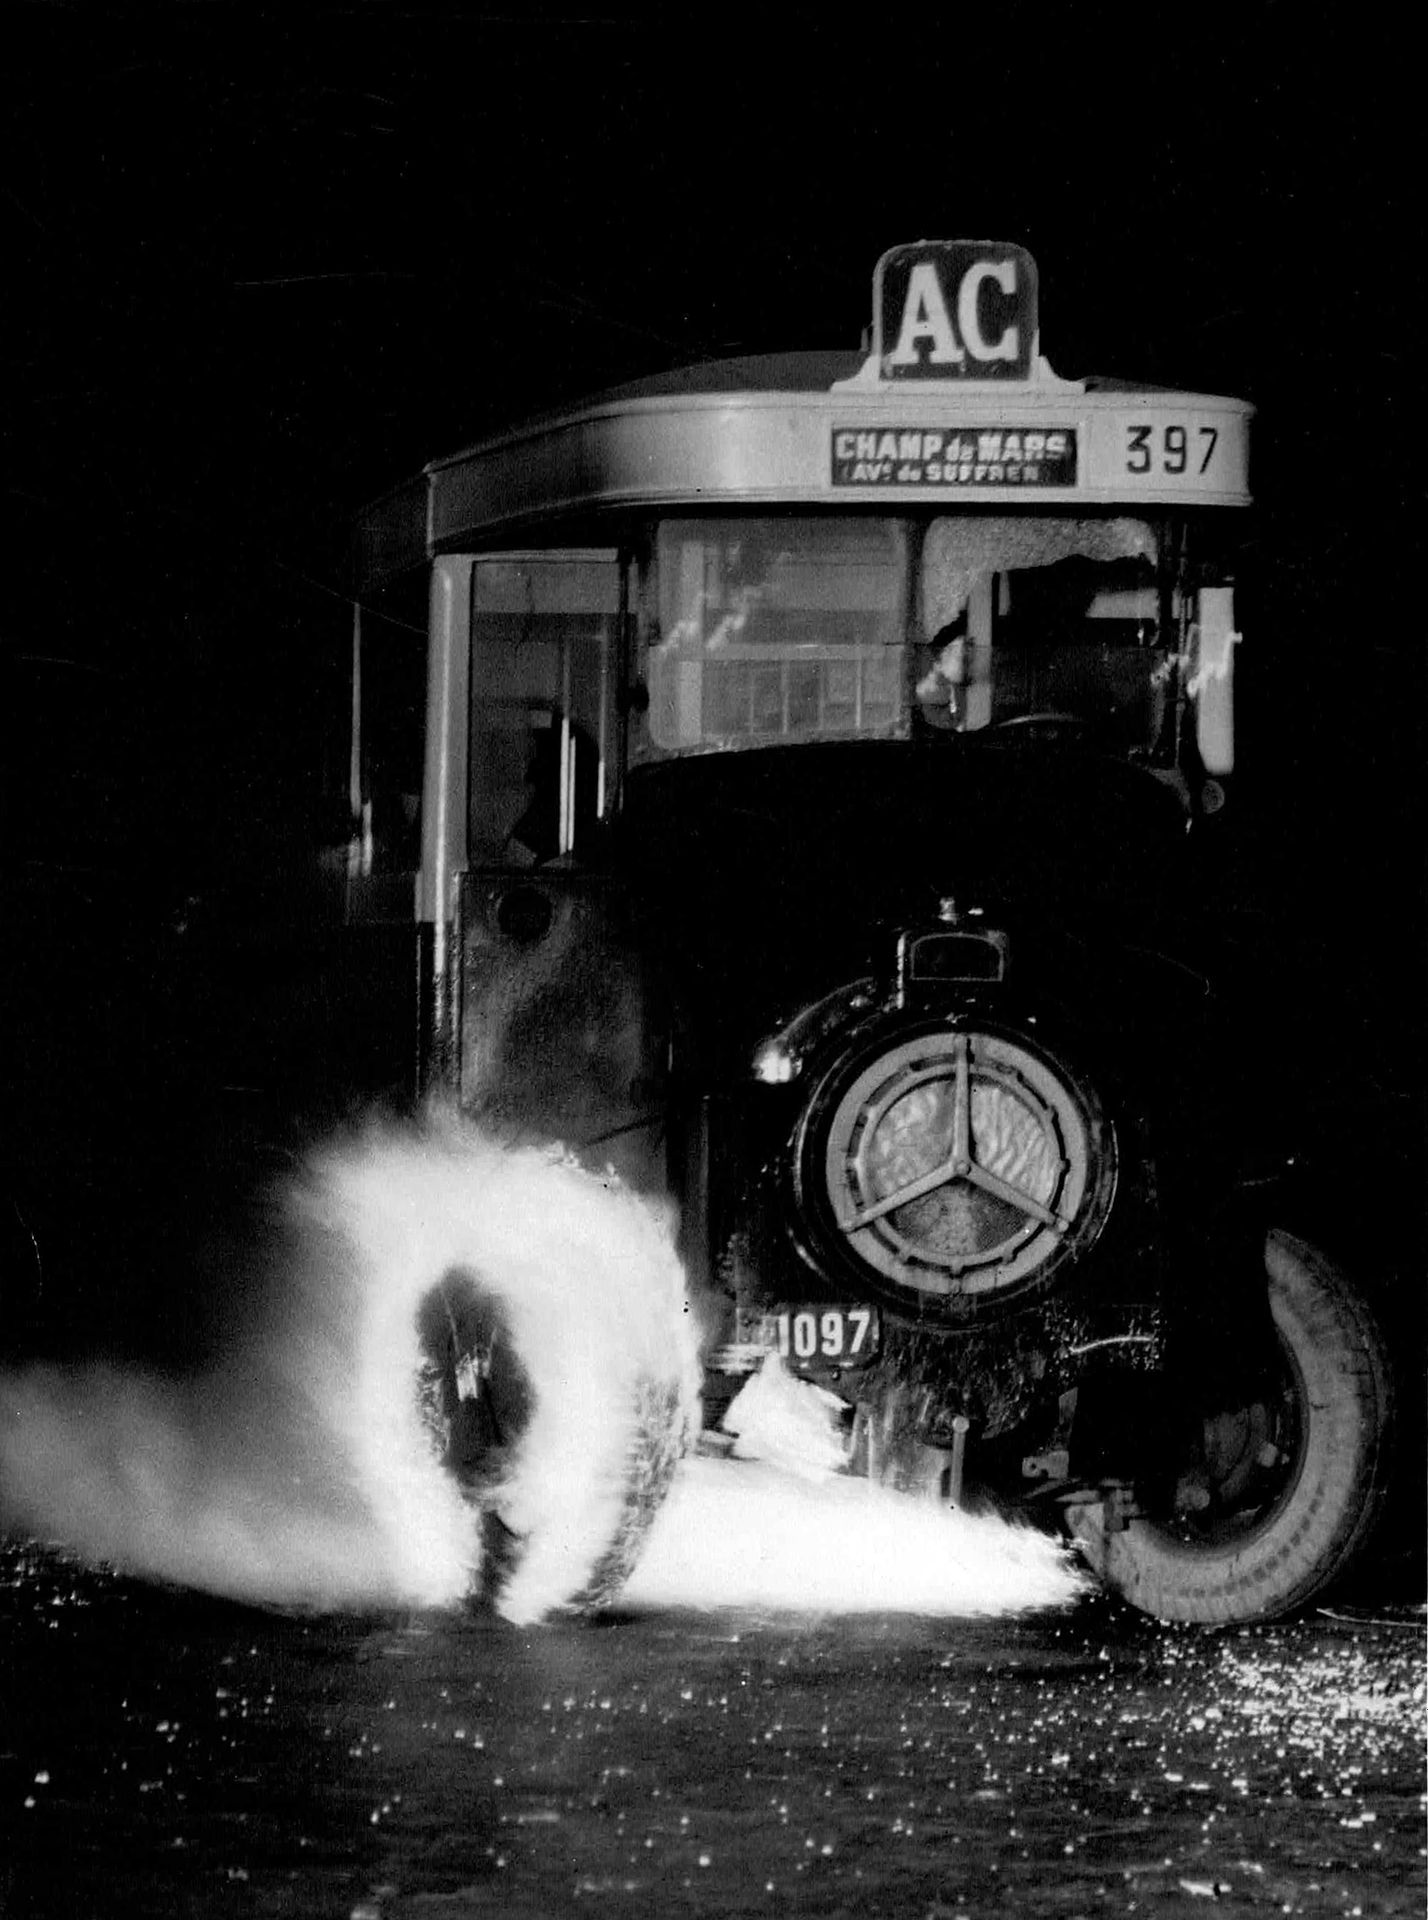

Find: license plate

[739,1304,880,1371]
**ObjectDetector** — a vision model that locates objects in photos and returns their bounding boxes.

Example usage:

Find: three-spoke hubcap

[813,1026,1108,1301]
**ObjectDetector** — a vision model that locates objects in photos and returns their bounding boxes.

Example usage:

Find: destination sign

[874,241,1038,382]
[831,426,1076,489]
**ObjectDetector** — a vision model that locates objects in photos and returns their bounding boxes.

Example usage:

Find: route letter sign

[875,241,1038,382]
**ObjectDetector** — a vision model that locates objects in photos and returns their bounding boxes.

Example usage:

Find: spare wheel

[793,1018,1116,1319]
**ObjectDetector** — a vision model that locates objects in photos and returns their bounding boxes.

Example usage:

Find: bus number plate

[759,1306,880,1370]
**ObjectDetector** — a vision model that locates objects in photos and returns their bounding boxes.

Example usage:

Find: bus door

[457,553,665,1183]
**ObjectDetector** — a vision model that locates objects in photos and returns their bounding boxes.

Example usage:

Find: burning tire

[414,1265,686,1613]
[1067,1231,1392,1624]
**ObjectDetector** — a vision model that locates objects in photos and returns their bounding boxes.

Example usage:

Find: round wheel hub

[803,1024,1111,1306]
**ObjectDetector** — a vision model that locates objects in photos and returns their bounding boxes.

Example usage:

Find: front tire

[1068,1230,1392,1623]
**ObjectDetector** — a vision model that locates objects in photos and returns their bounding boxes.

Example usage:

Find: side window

[468,554,620,867]
[351,568,428,871]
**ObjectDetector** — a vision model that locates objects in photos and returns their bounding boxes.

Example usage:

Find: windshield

[630,513,1179,762]
[917,514,1170,748]
[639,518,908,754]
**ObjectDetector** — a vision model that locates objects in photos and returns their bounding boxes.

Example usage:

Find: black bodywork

[449,728,1304,1507]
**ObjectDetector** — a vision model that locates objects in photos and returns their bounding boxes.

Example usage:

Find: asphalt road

[1,1538,1422,1920]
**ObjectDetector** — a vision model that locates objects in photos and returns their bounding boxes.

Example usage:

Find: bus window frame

[466,548,623,871]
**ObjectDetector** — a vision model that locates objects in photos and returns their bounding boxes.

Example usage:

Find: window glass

[635,518,908,758]
[469,555,619,865]
[917,515,1173,752]
[358,568,428,868]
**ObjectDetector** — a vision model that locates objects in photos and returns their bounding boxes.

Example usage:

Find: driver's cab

[439,505,1237,888]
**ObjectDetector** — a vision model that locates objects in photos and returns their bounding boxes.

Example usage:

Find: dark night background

[1,5,1422,1363]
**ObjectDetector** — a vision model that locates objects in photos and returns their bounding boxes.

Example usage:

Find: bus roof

[356,243,1252,591]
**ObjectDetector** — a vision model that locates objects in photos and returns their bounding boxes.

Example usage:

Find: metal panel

[355,474,429,591]
[457,871,666,1188]
[427,375,1252,548]
[420,555,472,926]
[418,557,472,1090]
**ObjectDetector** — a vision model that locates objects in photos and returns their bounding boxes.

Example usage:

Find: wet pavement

[1,1540,1423,1919]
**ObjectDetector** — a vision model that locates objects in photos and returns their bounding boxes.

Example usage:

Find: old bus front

[347,241,1389,1624]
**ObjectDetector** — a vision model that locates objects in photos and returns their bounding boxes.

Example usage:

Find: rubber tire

[415,1266,685,1613]
[1067,1230,1392,1624]
[570,1372,688,1609]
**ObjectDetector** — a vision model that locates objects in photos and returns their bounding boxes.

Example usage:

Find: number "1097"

[777,1308,875,1361]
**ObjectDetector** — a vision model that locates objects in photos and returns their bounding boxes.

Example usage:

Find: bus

[346,240,1391,1623]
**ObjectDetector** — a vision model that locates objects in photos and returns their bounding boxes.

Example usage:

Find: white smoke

[626,1456,1086,1616]
[623,1355,1086,1616]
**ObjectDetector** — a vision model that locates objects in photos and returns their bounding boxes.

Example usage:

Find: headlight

[751,1037,800,1085]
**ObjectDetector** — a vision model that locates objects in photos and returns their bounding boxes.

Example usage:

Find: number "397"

[1125,423,1219,476]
